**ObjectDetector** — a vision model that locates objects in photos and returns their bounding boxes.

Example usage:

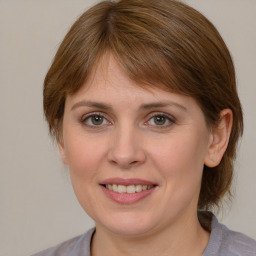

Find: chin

[95,211,161,237]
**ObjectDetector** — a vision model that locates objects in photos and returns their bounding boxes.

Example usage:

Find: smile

[100,178,157,204]
[104,184,154,194]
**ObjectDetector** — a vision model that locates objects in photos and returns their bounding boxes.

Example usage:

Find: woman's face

[59,53,213,237]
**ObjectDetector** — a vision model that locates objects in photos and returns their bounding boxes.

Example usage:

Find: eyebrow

[71,101,112,111]
[71,100,187,112]
[140,102,187,111]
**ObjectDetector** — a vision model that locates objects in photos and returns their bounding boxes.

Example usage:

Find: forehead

[68,53,169,100]
[65,53,202,117]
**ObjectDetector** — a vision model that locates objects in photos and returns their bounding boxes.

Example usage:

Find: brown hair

[44,0,243,220]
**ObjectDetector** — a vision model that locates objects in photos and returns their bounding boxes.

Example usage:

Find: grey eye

[153,116,168,125]
[83,114,109,126]
[90,115,104,125]
[147,114,174,127]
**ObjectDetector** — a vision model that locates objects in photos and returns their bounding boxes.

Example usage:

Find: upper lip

[100,178,157,186]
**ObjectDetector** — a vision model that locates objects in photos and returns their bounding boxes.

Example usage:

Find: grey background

[0,1,255,255]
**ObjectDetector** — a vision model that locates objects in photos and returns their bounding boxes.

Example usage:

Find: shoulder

[222,227,256,256]
[30,228,95,256]
[204,215,256,256]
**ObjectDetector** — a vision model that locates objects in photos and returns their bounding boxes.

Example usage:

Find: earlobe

[204,109,233,168]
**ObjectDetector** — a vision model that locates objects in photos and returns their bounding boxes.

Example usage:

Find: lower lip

[101,186,156,204]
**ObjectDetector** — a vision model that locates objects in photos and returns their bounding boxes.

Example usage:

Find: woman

[33,0,256,255]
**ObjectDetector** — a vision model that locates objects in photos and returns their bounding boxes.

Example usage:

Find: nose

[107,125,146,169]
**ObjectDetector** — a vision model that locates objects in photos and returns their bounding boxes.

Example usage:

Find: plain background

[0,0,255,255]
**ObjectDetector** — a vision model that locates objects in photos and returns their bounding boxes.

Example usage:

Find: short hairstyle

[43,0,243,221]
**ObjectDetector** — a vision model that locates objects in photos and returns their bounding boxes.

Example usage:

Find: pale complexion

[58,53,232,256]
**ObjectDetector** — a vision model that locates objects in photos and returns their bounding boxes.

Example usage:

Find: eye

[146,113,175,127]
[81,113,111,127]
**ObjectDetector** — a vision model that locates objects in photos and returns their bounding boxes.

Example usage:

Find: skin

[58,53,232,256]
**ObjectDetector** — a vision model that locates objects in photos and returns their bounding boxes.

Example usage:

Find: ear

[204,109,233,167]
[57,137,69,165]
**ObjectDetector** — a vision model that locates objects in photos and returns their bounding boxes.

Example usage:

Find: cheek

[64,135,108,216]
[64,134,107,179]
[148,133,209,214]
[148,132,208,183]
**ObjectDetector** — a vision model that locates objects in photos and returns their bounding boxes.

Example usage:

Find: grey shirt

[31,216,256,256]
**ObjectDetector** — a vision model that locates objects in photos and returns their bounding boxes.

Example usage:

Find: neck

[91,212,210,256]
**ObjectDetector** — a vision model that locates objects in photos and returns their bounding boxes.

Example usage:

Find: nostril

[130,160,139,165]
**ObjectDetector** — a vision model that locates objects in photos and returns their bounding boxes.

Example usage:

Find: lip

[100,178,156,186]
[100,178,157,204]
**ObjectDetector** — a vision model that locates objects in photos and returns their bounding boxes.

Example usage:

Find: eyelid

[145,112,176,127]
[81,112,112,127]
[146,111,176,121]
[80,111,175,128]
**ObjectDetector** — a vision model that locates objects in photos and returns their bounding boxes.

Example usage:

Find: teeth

[106,184,112,191]
[135,185,142,193]
[105,184,154,193]
[117,185,126,193]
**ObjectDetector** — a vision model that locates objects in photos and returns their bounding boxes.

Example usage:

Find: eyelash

[81,112,111,128]
[80,112,175,129]
[145,112,176,128]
